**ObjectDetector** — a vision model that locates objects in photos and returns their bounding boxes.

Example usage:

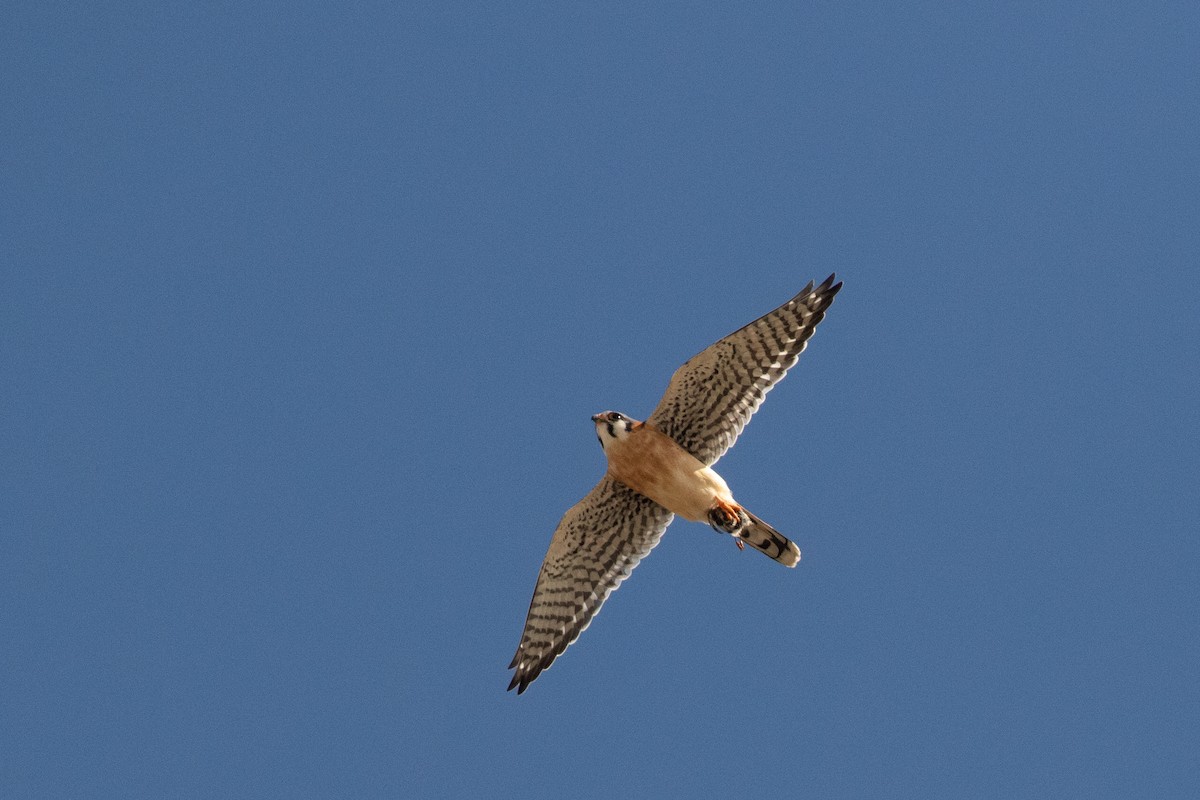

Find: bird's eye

[611,413,622,421]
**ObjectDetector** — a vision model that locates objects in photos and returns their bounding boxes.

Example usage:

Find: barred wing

[508,477,675,694]
[647,275,841,466]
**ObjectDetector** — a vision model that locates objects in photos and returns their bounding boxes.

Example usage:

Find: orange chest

[603,426,730,520]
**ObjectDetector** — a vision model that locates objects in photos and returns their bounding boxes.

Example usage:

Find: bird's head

[591,411,641,450]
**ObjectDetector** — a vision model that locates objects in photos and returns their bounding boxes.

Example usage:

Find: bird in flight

[508,275,842,693]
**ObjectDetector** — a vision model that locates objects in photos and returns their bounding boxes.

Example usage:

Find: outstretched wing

[508,477,675,694]
[647,274,841,466]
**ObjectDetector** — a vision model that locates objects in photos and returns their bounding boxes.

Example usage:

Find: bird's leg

[707,499,748,550]
[707,498,740,530]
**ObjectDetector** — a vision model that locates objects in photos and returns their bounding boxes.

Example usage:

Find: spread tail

[708,504,801,567]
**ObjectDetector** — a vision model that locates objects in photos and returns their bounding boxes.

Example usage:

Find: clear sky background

[4,3,1198,798]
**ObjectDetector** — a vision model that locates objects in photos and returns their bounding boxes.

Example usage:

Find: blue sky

[4,2,1199,798]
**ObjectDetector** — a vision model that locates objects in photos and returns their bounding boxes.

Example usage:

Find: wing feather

[647,274,841,466]
[507,477,674,693]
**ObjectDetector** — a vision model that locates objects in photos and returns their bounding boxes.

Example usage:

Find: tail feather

[708,504,801,567]
[741,510,801,567]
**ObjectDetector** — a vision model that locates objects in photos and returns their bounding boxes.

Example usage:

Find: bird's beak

[590,414,601,423]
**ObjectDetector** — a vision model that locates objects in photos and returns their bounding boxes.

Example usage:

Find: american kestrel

[508,275,842,693]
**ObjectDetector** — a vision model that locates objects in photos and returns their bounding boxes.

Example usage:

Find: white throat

[595,415,636,450]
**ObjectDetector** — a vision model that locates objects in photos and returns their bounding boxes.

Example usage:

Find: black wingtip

[818,273,842,297]
[801,274,841,305]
